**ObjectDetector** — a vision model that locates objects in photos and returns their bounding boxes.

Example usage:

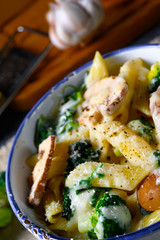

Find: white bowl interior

[6,44,160,239]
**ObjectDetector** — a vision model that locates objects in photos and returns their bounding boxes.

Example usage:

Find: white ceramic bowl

[6,44,160,240]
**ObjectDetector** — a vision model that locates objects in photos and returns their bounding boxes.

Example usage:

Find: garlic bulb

[46,0,105,49]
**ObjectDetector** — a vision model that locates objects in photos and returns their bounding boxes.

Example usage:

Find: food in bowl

[26,51,160,239]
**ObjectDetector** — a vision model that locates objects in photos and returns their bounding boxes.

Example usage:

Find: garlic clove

[46,3,57,24]
[49,25,71,50]
[55,2,92,33]
[46,0,105,49]
[78,0,105,29]
[54,2,92,46]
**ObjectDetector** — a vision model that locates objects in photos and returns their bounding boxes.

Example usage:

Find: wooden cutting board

[1,0,160,111]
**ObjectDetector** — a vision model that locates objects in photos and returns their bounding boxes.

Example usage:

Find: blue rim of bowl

[6,43,160,240]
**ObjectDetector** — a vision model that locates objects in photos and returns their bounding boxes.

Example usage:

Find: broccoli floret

[128,119,155,144]
[95,192,126,214]
[66,139,100,176]
[90,188,112,207]
[88,228,98,239]
[148,61,160,93]
[0,172,8,207]
[62,188,74,220]
[88,192,131,239]
[34,115,55,147]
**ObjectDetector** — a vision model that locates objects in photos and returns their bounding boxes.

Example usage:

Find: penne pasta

[132,66,151,116]
[44,191,63,224]
[65,162,149,191]
[93,121,155,172]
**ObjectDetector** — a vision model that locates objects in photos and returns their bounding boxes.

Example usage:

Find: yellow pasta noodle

[48,141,70,179]
[26,153,39,169]
[116,58,143,123]
[44,191,63,224]
[93,120,155,172]
[85,51,109,88]
[47,175,64,201]
[65,162,149,191]
[132,66,150,116]
[49,215,78,233]
[89,127,109,162]
[131,210,160,232]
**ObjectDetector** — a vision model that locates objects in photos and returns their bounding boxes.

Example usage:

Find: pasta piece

[44,190,63,224]
[65,162,149,191]
[125,192,140,217]
[132,66,151,116]
[116,58,143,123]
[48,127,89,179]
[48,141,70,179]
[50,215,78,232]
[131,210,160,232]
[119,58,143,87]
[50,218,88,240]
[94,121,155,172]
[47,175,64,201]
[85,51,109,88]
[89,127,109,162]
[58,126,89,143]
[49,217,68,231]
[26,153,39,169]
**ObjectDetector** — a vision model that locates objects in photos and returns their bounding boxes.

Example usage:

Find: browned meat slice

[79,76,128,126]
[29,135,56,206]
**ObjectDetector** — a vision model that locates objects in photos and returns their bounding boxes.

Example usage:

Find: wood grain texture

[0,0,34,27]
[0,0,160,111]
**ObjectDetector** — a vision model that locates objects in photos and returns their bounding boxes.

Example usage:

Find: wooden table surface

[1,0,160,239]
[1,0,160,112]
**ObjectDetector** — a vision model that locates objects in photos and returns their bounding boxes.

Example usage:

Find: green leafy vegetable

[153,150,160,167]
[56,108,79,135]
[66,139,100,176]
[148,61,160,93]
[34,115,55,147]
[34,81,85,147]
[148,77,160,93]
[128,119,155,143]
[90,188,112,207]
[88,228,98,239]
[62,188,74,220]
